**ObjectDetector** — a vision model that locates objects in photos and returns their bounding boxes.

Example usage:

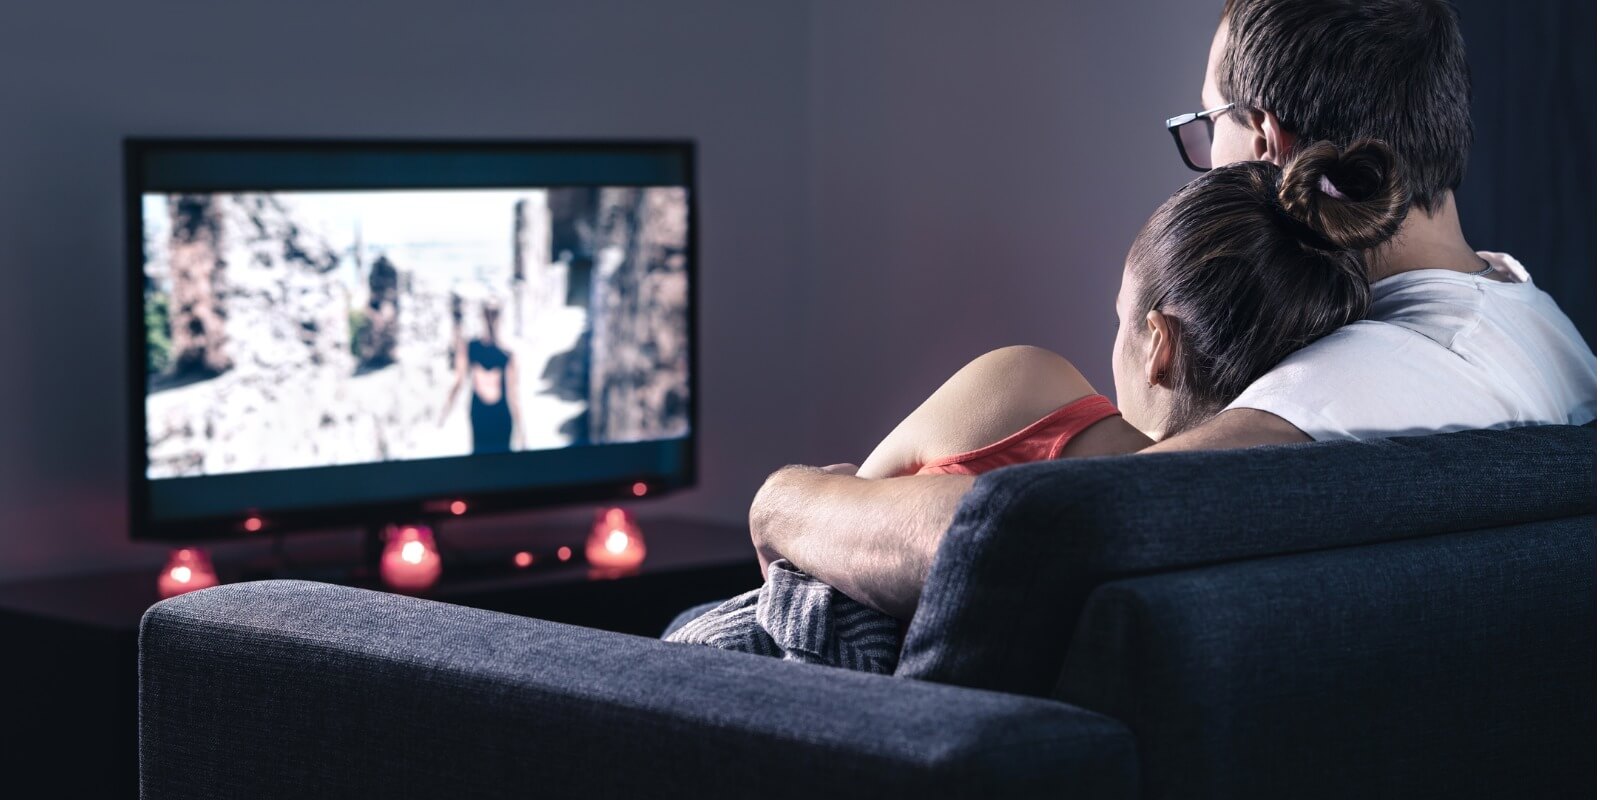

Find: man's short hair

[1218,0,1472,213]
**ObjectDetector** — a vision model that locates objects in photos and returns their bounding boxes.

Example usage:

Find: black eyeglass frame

[1165,102,1236,172]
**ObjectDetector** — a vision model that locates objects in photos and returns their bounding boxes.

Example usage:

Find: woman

[852,138,1403,480]
[440,298,523,454]
[668,139,1408,669]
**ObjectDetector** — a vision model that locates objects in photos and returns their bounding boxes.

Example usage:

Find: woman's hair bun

[1277,138,1409,251]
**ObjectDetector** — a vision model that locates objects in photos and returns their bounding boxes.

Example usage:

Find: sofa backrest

[1061,515,1595,800]
[896,425,1596,698]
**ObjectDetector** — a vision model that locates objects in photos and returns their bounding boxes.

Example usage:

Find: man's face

[1203,21,1258,169]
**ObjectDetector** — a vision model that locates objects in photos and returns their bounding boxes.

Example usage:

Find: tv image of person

[439,298,522,454]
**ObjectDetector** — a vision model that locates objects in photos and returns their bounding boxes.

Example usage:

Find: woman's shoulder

[954,345,1095,400]
[941,346,1098,435]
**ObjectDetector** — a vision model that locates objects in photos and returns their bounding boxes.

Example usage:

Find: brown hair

[1128,139,1407,432]
[1217,0,1471,213]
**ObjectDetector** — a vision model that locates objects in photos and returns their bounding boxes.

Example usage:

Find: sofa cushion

[895,424,1596,696]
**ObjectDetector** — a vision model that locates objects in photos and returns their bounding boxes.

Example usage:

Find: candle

[380,525,442,592]
[157,548,220,599]
[586,507,646,574]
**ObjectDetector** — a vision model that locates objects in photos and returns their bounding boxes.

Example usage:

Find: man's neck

[1364,191,1482,283]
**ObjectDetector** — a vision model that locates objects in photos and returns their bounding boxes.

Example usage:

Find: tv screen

[127,140,696,540]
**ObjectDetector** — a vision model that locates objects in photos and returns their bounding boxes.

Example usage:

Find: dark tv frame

[124,137,699,542]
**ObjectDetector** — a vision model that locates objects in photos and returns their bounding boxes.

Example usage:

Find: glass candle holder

[380,524,442,592]
[586,507,646,574]
[157,548,220,599]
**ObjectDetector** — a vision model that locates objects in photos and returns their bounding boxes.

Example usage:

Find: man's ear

[1246,108,1297,165]
[1144,310,1177,388]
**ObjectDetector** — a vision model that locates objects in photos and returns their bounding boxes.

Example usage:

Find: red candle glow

[379,525,442,592]
[157,548,220,599]
[586,507,646,573]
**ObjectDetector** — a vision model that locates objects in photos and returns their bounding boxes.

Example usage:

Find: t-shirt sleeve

[1224,323,1447,441]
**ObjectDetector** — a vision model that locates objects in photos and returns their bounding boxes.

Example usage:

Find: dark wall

[1454,0,1597,346]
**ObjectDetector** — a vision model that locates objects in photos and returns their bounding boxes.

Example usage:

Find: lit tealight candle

[380,525,442,592]
[157,548,220,599]
[586,507,646,573]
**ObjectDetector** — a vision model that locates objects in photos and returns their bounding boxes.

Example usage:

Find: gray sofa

[139,425,1596,799]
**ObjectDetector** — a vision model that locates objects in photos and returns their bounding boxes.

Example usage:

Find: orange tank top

[915,394,1121,476]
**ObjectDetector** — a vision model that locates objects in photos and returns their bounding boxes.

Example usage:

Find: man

[748,0,1597,621]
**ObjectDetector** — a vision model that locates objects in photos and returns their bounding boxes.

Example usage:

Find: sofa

[139,424,1596,799]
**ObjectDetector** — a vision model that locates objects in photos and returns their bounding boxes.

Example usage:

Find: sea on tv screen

[141,186,690,479]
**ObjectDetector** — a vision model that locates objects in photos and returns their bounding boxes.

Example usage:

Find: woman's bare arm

[758,346,1097,617]
[856,345,1099,478]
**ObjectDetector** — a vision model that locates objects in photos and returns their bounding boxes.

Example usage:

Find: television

[126,139,696,541]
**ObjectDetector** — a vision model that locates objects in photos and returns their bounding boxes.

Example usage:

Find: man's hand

[752,463,859,571]
[748,465,973,620]
[749,465,808,574]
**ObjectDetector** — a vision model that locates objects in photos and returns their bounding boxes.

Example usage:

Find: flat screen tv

[126,139,696,541]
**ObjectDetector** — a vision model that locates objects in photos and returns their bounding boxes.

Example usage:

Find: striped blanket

[663,559,902,674]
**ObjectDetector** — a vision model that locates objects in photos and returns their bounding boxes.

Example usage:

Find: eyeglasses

[1165,102,1235,172]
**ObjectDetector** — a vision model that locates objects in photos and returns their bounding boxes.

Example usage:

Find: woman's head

[1113,138,1407,437]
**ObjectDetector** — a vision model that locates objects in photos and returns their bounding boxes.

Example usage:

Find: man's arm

[750,408,1307,620]
[1141,407,1310,451]
[750,466,975,620]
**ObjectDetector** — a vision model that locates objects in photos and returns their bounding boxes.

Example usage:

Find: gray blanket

[664,559,902,674]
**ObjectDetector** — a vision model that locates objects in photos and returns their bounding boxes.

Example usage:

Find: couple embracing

[669,0,1596,665]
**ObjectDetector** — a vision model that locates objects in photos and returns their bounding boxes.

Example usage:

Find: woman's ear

[1144,309,1177,388]
[1246,108,1297,165]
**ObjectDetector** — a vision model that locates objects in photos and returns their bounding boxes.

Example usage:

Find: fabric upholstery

[897,425,1596,697]
[139,579,1138,800]
[1061,517,1596,800]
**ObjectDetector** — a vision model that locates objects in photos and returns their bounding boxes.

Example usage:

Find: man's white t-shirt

[1227,251,1597,440]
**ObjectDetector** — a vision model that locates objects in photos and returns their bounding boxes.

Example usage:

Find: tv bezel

[124,137,699,542]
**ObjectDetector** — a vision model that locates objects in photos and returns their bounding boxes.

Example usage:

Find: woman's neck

[1365,191,1482,282]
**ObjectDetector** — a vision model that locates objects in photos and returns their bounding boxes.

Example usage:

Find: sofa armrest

[140,580,1136,799]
